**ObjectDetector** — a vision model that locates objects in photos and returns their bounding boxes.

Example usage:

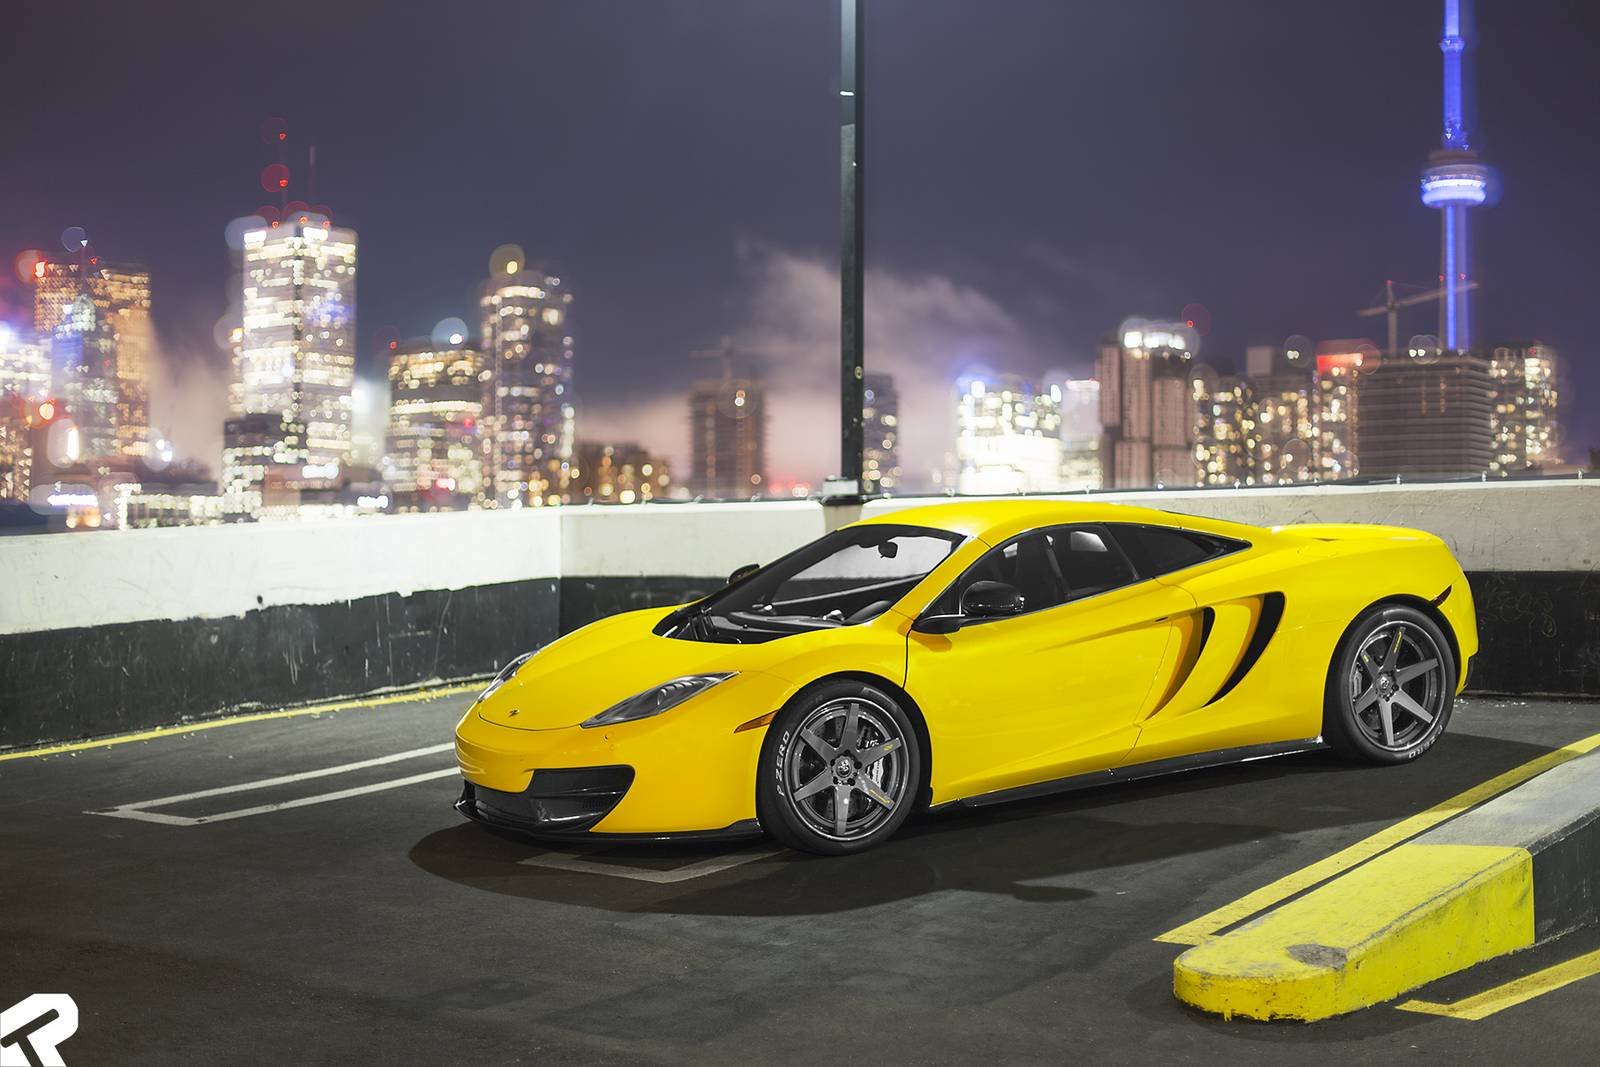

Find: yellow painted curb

[1174,843,1535,1021]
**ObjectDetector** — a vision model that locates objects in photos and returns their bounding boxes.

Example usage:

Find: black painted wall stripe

[0,569,1595,751]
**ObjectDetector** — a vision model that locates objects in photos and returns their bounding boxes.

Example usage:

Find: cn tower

[1419,0,1496,352]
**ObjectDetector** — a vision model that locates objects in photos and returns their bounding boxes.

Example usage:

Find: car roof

[852,498,1263,545]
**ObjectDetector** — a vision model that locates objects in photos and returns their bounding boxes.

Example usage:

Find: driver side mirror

[961,580,1025,618]
[912,580,1026,635]
[726,563,760,586]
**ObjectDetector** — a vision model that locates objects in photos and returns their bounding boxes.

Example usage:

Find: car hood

[475,607,757,731]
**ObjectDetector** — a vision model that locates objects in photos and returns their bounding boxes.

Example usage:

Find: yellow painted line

[1156,728,1600,946]
[1396,946,1600,1021]
[0,683,481,763]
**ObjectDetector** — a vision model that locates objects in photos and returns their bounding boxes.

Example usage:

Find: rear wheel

[758,681,921,856]
[1324,604,1455,764]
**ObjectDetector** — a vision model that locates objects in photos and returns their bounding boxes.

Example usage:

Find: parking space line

[1,682,481,763]
[87,743,457,826]
[1395,946,1600,1021]
[519,846,781,884]
[1154,729,1600,945]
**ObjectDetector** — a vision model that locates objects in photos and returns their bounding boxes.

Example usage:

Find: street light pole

[835,0,866,500]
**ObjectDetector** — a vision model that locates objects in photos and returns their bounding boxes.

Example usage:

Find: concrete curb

[1173,749,1600,1021]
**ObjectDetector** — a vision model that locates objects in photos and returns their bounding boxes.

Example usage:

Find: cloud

[582,245,1046,491]
[149,332,226,477]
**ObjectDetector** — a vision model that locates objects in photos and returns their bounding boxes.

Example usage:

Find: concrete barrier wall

[1,483,1595,749]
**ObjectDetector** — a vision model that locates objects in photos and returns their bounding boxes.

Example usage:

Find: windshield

[661,524,964,643]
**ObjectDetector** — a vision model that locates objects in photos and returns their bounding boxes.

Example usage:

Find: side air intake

[1204,592,1285,707]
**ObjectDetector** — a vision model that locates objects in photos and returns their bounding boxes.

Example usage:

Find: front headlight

[476,651,534,705]
[581,673,736,729]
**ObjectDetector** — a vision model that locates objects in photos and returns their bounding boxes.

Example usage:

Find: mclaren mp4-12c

[454,500,1476,854]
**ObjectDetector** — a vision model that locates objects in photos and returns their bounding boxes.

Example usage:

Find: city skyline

[2,1,1597,492]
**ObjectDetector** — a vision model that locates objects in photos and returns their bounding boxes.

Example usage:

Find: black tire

[1323,603,1456,764]
[757,680,922,856]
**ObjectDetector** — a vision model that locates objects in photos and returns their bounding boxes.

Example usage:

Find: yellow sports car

[454,500,1476,854]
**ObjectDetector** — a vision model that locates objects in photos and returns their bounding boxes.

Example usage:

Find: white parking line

[519,846,781,883]
[87,743,457,826]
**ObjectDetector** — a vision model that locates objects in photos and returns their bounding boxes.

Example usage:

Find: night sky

[3,1,1596,484]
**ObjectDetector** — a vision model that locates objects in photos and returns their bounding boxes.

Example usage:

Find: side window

[1043,525,1139,601]
[1113,524,1242,578]
[930,532,1065,616]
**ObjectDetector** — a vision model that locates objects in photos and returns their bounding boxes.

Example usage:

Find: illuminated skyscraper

[1192,365,1253,486]
[238,219,358,467]
[480,267,575,506]
[33,259,151,460]
[570,441,673,503]
[0,324,49,400]
[862,372,901,493]
[0,396,41,502]
[1097,320,1197,488]
[1312,341,1373,480]
[689,377,766,497]
[1488,343,1560,474]
[1057,378,1102,491]
[955,374,1064,495]
[384,339,487,502]
[1243,344,1317,485]
[221,412,308,519]
[1357,353,1493,477]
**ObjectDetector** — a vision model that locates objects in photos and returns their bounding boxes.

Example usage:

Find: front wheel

[757,681,922,856]
[1323,604,1456,764]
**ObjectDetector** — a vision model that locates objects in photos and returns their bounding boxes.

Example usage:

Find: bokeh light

[259,117,288,144]
[373,325,401,355]
[489,243,525,277]
[1181,302,1212,336]
[431,318,468,347]
[46,419,81,467]
[1408,334,1442,364]
[260,163,290,194]
[60,226,88,252]
[1355,339,1382,374]
[224,215,268,251]
[14,249,45,285]
[1283,333,1313,363]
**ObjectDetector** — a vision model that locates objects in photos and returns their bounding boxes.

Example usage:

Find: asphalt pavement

[3,690,1597,1064]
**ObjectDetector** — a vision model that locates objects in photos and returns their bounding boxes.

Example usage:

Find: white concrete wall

[559,500,826,577]
[864,480,1600,574]
[2,481,1593,637]
[0,509,561,636]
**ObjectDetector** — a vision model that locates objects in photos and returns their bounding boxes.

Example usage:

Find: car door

[907,525,1196,803]
[1107,522,1309,764]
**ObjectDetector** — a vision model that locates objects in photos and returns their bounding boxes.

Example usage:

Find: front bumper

[455,775,764,843]
[454,670,790,835]
[457,765,635,833]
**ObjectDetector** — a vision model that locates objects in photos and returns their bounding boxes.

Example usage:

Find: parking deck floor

[3,691,1598,1063]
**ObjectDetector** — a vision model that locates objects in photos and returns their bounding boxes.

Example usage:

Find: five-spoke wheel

[1325,604,1455,763]
[758,680,922,854]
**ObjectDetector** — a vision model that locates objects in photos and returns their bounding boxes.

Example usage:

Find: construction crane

[1357,278,1480,355]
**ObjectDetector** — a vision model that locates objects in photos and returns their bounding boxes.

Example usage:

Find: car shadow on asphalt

[407,730,1555,917]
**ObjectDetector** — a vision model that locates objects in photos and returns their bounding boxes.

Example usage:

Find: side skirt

[940,740,1326,811]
